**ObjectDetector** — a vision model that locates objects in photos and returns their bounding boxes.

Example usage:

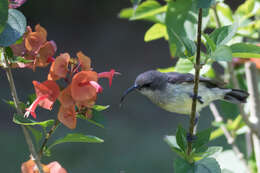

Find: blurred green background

[0,0,243,172]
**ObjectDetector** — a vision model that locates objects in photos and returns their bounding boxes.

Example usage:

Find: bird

[120,70,249,115]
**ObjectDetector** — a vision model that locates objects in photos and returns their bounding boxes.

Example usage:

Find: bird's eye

[142,83,151,88]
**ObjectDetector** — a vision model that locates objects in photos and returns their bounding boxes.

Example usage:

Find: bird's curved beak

[120,85,139,106]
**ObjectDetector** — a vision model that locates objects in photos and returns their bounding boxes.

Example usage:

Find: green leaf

[166,0,193,56]
[0,9,26,47]
[194,158,221,173]
[196,0,215,9]
[130,1,167,21]
[193,128,212,151]
[144,23,168,42]
[131,0,142,6]
[27,126,42,146]
[231,43,260,58]
[210,45,232,61]
[77,113,104,128]
[9,56,33,64]
[48,133,103,150]
[93,105,110,112]
[4,99,26,110]
[203,34,216,53]
[157,66,175,73]
[199,146,223,158]
[174,156,193,173]
[182,38,196,57]
[175,59,193,73]
[235,0,254,16]
[0,0,8,35]
[209,23,238,46]
[13,113,55,129]
[118,8,133,19]
[164,135,185,157]
[176,125,187,152]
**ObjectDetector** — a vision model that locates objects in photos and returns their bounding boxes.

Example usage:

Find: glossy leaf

[194,158,221,173]
[235,0,254,16]
[164,135,185,157]
[197,146,223,158]
[176,125,187,152]
[210,45,232,61]
[130,1,166,21]
[182,38,196,57]
[203,34,216,53]
[77,113,105,128]
[0,9,26,46]
[119,8,133,19]
[48,133,103,150]
[193,128,212,151]
[231,43,260,58]
[209,23,238,46]
[93,105,110,111]
[0,0,8,35]
[166,0,193,56]
[13,113,55,129]
[144,23,167,42]
[196,0,215,9]
[174,156,193,173]
[131,0,142,6]
[27,126,42,146]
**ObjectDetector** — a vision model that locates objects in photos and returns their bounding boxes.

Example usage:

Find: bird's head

[120,70,167,104]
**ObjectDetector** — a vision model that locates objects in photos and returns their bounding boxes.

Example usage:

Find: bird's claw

[186,133,197,142]
[189,93,204,104]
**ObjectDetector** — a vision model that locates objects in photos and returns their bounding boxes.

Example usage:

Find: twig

[2,48,44,173]
[209,103,251,173]
[39,119,60,158]
[245,62,260,173]
[187,8,203,156]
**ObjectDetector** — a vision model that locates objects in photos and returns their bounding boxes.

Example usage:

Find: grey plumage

[121,70,249,115]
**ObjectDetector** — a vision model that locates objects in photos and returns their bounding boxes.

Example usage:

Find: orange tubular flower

[58,85,75,108]
[25,24,47,53]
[21,159,67,173]
[35,41,56,67]
[58,105,77,129]
[98,69,120,87]
[71,71,99,101]
[47,53,70,80]
[33,80,60,110]
[77,51,91,71]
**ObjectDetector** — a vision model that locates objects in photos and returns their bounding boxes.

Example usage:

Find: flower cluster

[21,159,67,173]
[10,24,56,70]
[24,51,118,129]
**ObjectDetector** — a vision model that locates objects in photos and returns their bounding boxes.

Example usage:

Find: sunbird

[120,70,249,115]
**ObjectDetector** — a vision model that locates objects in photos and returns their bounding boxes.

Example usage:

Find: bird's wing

[166,72,226,88]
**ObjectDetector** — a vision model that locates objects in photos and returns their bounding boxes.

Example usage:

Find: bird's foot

[189,93,204,104]
[186,133,197,142]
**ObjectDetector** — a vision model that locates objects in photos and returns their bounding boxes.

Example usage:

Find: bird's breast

[140,83,228,115]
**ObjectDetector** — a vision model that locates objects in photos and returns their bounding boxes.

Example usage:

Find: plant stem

[187,8,203,156]
[245,62,260,173]
[39,119,60,158]
[2,48,44,173]
[209,103,251,173]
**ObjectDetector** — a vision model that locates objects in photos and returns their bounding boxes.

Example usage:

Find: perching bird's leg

[189,93,204,104]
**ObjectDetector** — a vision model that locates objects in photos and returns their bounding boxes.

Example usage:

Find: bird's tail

[223,89,249,104]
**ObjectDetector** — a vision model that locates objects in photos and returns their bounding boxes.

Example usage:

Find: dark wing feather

[166,72,226,88]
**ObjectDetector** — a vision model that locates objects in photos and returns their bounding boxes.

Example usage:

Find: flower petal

[58,105,76,129]
[36,41,56,67]
[21,159,49,173]
[24,95,48,119]
[71,71,98,101]
[89,81,103,93]
[98,69,120,87]
[53,53,70,78]
[46,161,67,173]
[9,0,26,8]
[77,51,91,71]
[58,85,75,108]
[33,80,60,110]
